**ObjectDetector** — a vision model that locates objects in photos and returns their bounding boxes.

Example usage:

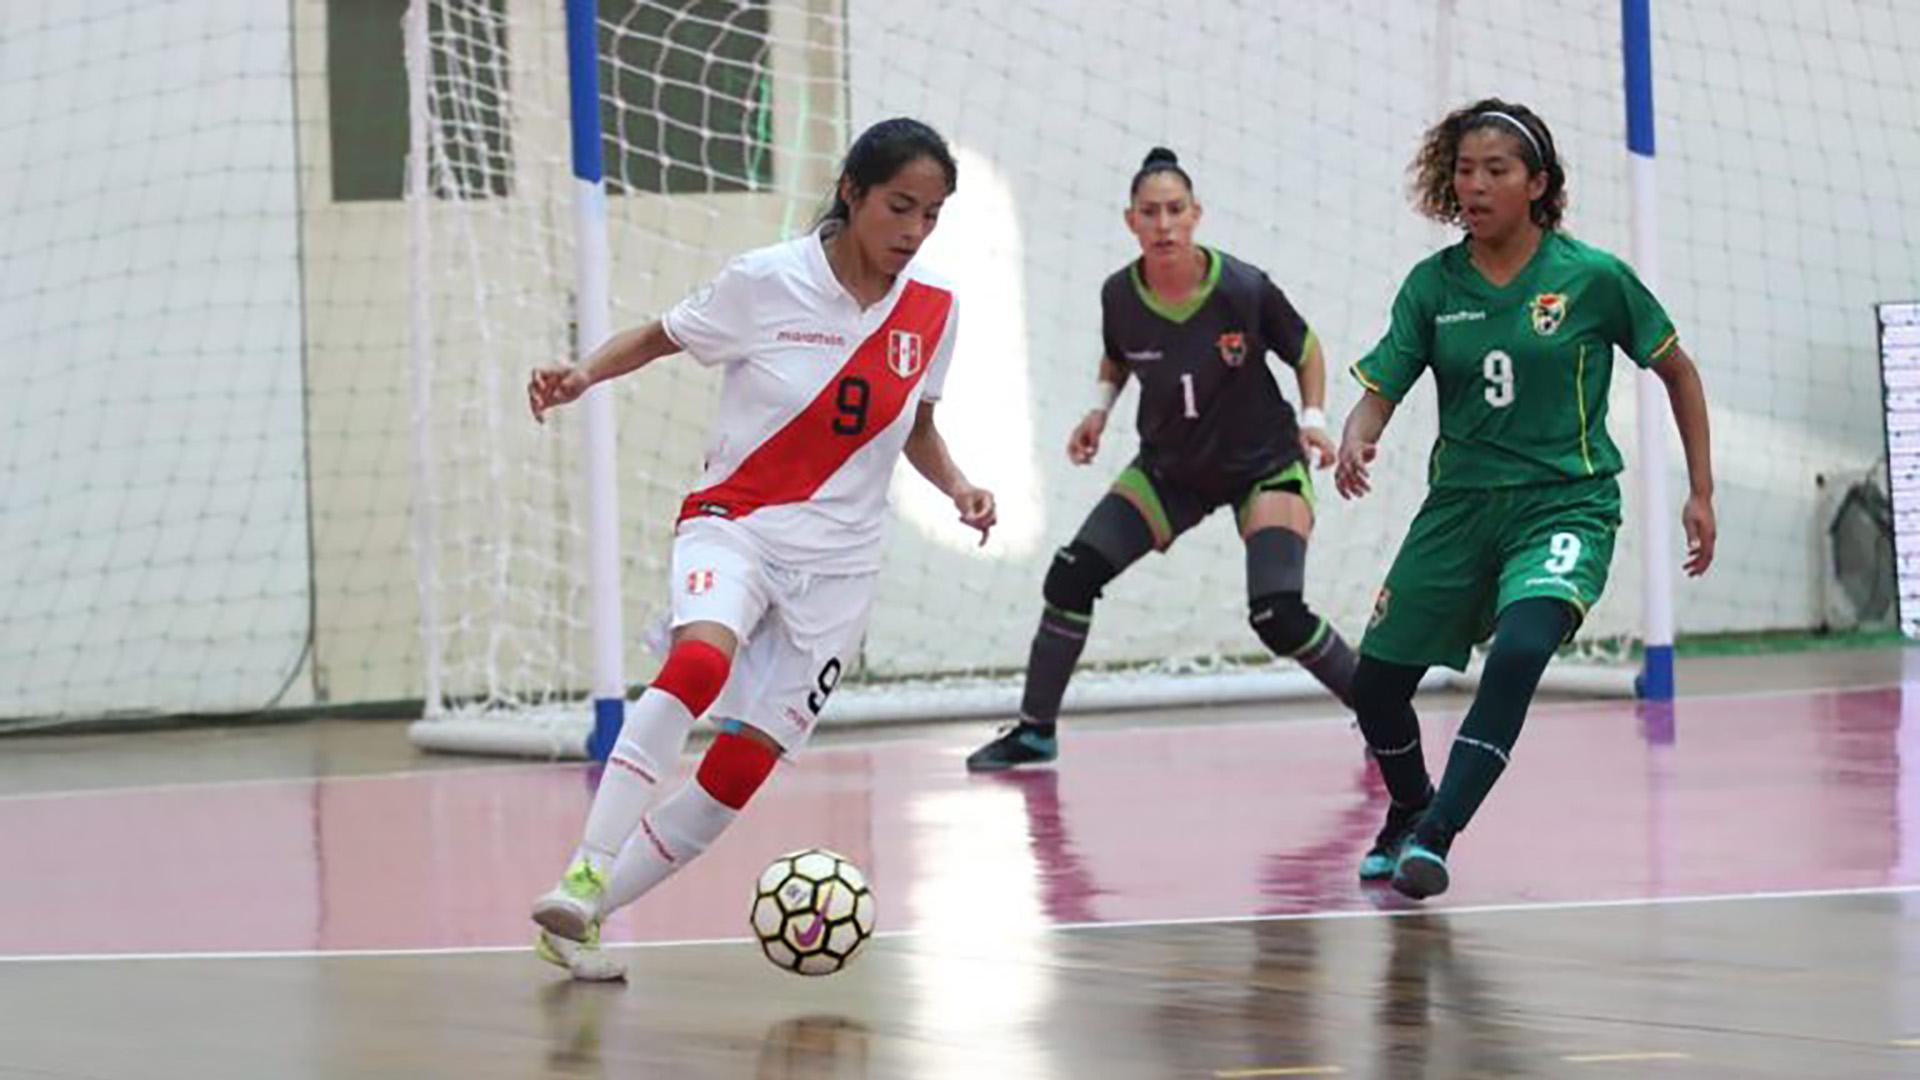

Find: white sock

[602,780,738,913]
[573,688,697,871]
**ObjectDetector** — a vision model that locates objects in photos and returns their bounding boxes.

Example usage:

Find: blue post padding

[587,696,624,761]
[564,0,604,183]
[1636,643,1675,701]
[1622,0,1656,157]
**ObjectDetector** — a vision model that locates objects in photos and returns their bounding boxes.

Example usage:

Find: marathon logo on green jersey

[1435,309,1486,325]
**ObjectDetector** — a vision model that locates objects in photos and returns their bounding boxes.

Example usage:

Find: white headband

[1478,111,1546,165]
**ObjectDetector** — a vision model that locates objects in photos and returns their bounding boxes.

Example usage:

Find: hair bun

[1143,146,1179,167]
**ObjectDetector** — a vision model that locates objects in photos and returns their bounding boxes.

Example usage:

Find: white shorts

[667,519,876,753]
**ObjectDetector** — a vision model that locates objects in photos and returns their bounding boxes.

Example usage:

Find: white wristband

[1299,406,1328,431]
[1091,379,1121,414]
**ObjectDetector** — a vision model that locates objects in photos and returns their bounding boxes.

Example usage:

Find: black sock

[1353,655,1432,807]
[1017,605,1088,735]
[1428,598,1575,836]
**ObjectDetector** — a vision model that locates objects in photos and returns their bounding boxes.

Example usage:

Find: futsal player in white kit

[525,118,994,980]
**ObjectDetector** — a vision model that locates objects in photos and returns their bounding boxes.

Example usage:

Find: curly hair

[1410,98,1566,230]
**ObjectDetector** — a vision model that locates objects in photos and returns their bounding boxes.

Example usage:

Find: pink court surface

[3,647,1920,1078]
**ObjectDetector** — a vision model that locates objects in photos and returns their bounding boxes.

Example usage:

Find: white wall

[5,1,1915,720]
[0,2,311,719]
[844,0,1920,677]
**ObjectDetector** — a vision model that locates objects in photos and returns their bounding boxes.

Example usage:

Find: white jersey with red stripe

[661,230,958,575]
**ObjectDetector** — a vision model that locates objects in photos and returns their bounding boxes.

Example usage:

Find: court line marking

[3,881,1915,965]
[0,760,565,805]
[1,678,1907,805]
[1561,1052,1692,1063]
[1205,1060,1344,1068]
[1028,881,1920,938]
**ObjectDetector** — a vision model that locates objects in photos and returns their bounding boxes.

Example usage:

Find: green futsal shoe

[536,920,626,982]
[532,859,607,943]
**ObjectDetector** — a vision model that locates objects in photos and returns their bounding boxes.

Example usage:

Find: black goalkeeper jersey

[1100,247,1313,498]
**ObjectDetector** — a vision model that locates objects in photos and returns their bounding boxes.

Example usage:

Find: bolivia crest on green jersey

[1529,291,1569,336]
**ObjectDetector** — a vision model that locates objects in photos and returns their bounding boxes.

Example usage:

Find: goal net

[2,1,1913,743]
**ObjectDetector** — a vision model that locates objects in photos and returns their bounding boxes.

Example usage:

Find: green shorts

[1361,475,1622,671]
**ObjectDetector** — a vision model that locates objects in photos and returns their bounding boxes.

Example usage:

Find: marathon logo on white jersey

[887,330,923,378]
[777,329,848,347]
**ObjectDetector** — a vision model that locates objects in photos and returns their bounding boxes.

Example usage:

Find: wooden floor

[3,647,1920,1078]
[3,895,1918,1079]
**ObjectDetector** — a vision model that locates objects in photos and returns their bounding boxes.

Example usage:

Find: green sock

[1428,598,1574,838]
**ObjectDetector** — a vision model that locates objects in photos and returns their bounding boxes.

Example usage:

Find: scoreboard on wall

[1880,301,1920,638]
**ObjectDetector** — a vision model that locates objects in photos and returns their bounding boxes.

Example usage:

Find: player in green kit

[1336,99,1717,899]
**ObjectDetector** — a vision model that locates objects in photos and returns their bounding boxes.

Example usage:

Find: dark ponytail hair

[817,117,957,227]
[1129,146,1193,199]
[1411,98,1567,230]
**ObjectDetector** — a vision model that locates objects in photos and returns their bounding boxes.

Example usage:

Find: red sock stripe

[650,639,731,716]
[608,755,657,785]
[639,815,677,864]
[679,280,952,524]
[695,730,780,810]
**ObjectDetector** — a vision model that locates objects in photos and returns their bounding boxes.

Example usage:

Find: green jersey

[1351,231,1677,489]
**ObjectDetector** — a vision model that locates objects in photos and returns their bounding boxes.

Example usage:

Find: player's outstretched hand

[1334,438,1376,500]
[528,365,591,423]
[1299,425,1337,469]
[953,484,997,546]
[1067,411,1106,465]
[1682,492,1716,576]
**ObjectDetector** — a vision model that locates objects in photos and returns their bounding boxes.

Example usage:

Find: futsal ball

[751,847,876,976]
